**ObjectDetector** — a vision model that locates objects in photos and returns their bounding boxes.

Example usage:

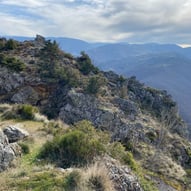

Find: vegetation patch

[38,120,106,168]
[18,142,30,154]
[0,38,18,50]
[77,51,99,75]
[86,75,106,95]
[2,104,38,121]
[0,54,25,72]
[10,171,65,191]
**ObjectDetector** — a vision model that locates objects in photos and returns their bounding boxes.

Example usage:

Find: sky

[0,0,191,45]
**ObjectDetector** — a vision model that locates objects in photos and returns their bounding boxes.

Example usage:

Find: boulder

[0,129,21,172]
[3,125,29,143]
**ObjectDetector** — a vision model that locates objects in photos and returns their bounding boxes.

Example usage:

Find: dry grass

[34,112,49,123]
[146,152,186,181]
[79,162,115,191]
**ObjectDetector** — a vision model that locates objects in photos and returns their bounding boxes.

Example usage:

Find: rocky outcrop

[59,89,129,140]
[34,35,46,47]
[0,67,24,94]
[0,129,21,172]
[112,98,139,121]
[103,156,143,191]
[58,87,187,143]
[11,86,39,104]
[3,125,29,143]
[127,76,188,137]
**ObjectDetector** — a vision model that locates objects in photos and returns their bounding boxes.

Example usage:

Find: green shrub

[18,142,30,154]
[0,54,25,72]
[17,104,37,120]
[64,171,81,191]
[122,152,138,171]
[73,120,110,145]
[64,52,74,59]
[39,121,105,168]
[39,40,60,79]
[139,175,159,191]
[109,142,138,171]
[0,38,6,50]
[54,66,80,87]
[2,104,38,121]
[4,39,18,50]
[77,51,99,75]
[86,75,105,94]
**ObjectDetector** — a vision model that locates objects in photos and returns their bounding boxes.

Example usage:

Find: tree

[77,51,99,75]
[5,39,17,50]
[86,75,105,94]
[39,40,60,78]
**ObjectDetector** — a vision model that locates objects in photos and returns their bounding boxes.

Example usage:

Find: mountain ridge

[0,35,191,190]
[5,36,191,135]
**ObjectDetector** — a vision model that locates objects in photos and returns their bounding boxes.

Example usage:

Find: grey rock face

[11,86,39,105]
[59,89,146,142]
[112,98,139,121]
[59,89,123,136]
[0,67,24,94]
[3,125,29,143]
[0,129,21,172]
[0,66,42,105]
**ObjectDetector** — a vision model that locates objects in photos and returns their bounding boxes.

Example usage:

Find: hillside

[0,35,191,191]
[86,44,191,135]
[7,36,191,130]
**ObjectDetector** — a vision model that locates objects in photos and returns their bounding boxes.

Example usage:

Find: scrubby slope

[0,36,191,190]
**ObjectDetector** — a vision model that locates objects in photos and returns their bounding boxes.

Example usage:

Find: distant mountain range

[6,36,191,128]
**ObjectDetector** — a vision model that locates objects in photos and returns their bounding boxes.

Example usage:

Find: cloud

[0,0,191,44]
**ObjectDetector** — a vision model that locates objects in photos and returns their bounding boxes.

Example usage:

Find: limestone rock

[112,97,139,120]
[3,125,29,143]
[103,156,143,191]
[34,35,46,47]
[11,86,39,105]
[59,89,129,139]
[0,67,24,94]
[59,89,147,143]
[0,129,21,172]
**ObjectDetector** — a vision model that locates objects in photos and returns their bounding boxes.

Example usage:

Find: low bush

[109,142,138,171]
[0,54,25,72]
[39,120,105,168]
[18,142,30,154]
[4,39,18,50]
[77,51,99,75]
[0,38,18,50]
[17,104,38,120]
[86,75,106,94]
[64,170,81,191]
[54,66,81,87]
[2,104,38,121]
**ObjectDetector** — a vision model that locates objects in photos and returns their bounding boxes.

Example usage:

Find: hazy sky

[0,0,191,44]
